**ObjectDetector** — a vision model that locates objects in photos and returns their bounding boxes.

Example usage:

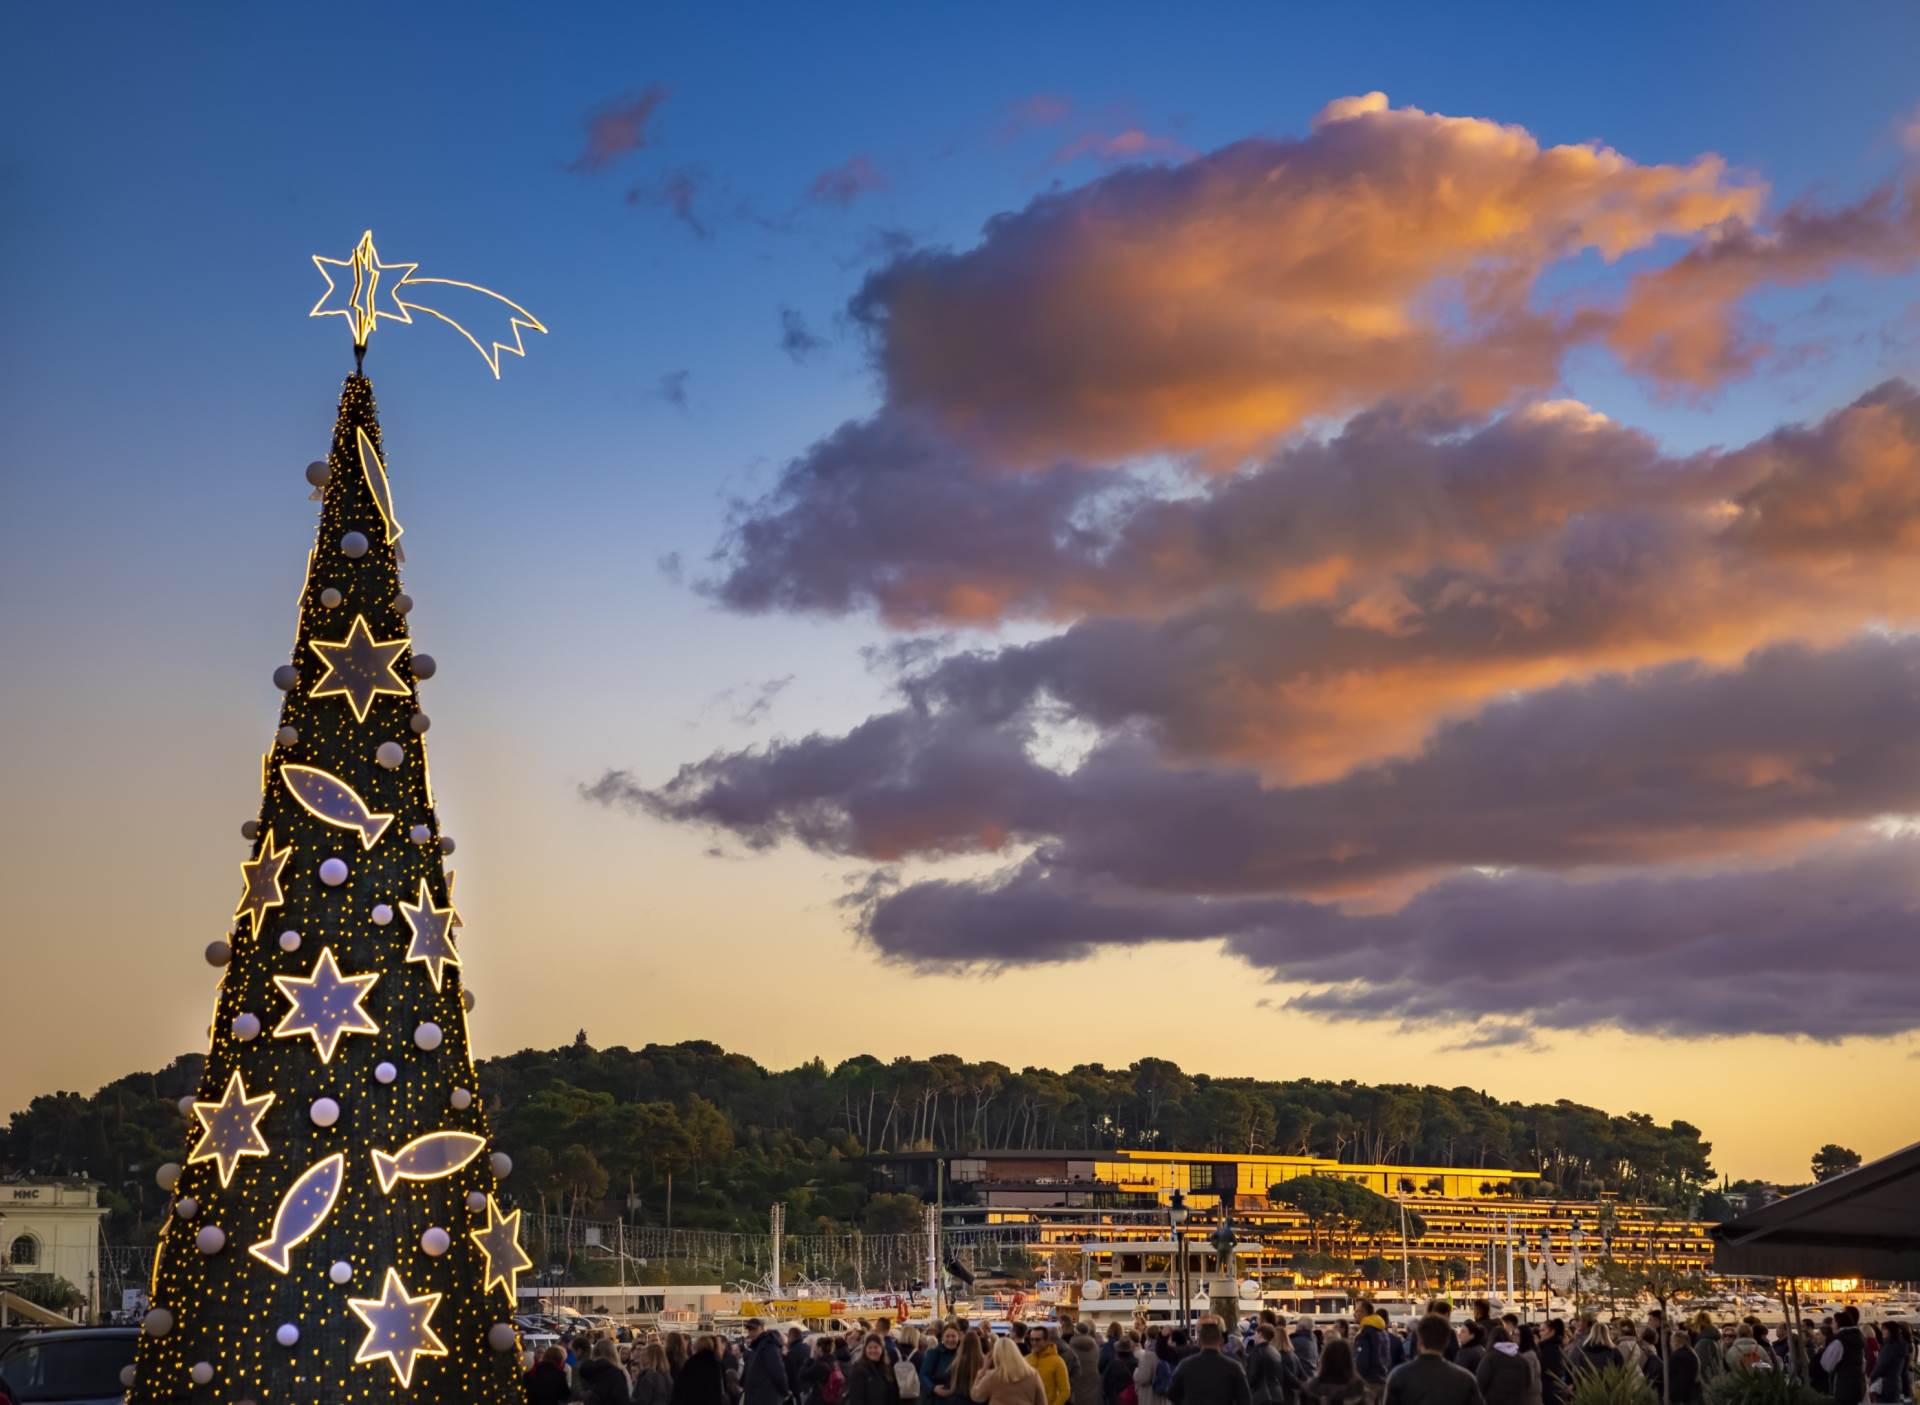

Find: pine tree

[128,374,530,1404]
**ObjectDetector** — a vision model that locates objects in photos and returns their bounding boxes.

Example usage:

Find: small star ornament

[469,1195,533,1301]
[309,614,411,723]
[188,1071,275,1187]
[349,1267,447,1387]
[274,948,380,1063]
[234,829,292,933]
[400,878,460,991]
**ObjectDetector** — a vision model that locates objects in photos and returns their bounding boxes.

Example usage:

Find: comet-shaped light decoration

[282,763,395,849]
[312,229,546,378]
[249,1152,346,1272]
[372,1129,488,1194]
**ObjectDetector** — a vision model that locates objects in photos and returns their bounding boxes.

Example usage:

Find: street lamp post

[1168,1188,1191,1334]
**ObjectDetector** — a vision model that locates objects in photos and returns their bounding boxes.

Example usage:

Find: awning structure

[1711,1139,1920,1280]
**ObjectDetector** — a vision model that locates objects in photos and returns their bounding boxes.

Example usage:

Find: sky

[3,3,1919,1184]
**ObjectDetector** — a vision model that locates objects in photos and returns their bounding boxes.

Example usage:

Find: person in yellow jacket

[1028,1329,1072,1405]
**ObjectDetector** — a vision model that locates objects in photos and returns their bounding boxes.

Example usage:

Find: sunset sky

[5,4,1919,1184]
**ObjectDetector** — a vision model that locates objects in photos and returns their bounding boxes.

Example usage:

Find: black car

[0,1327,139,1404]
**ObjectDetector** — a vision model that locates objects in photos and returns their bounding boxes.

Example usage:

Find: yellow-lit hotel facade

[879,1149,1716,1283]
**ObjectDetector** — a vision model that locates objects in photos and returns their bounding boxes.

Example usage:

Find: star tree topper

[311,229,547,378]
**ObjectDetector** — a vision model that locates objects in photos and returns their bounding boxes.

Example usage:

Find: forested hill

[2,1035,1714,1242]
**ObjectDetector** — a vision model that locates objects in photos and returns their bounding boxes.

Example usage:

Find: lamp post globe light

[1167,1188,1190,1332]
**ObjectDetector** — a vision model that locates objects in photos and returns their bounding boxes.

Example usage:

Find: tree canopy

[2,1037,1719,1245]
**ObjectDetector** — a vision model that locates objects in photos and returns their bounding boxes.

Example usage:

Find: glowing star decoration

[281,764,394,849]
[234,828,292,933]
[355,426,403,545]
[188,1071,275,1187]
[273,947,381,1063]
[348,1267,447,1388]
[310,228,547,378]
[372,1130,487,1194]
[469,1195,532,1301]
[311,230,417,346]
[309,614,411,723]
[249,1153,345,1272]
[400,878,460,991]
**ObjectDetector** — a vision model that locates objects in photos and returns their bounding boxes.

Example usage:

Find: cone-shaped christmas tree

[129,374,529,1404]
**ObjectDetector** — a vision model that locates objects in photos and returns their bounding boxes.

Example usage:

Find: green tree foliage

[1810,1144,1861,1181]
[3,1039,1718,1244]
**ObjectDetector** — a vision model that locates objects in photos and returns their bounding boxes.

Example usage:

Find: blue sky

[5,2,1919,1179]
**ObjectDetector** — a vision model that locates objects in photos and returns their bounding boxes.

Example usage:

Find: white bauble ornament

[410,824,433,845]
[340,530,369,558]
[439,835,457,855]
[375,741,404,770]
[320,587,342,608]
[195,1225,226,1255]
[276,724,299,747]
[393,591,414,614]
[310,1097,341,1128]
[489,1323,519,1353]
[414,1022,443,1051]
[120,1365,137,1387]
[421,1226,451,1256]
[174,1196,198,1219]
[491,1151,513,1180]
[461,989,476,1012]
[279,928,301,952]
[276,1323,300,1347]
[142,1307,173,1336]
[191,1361,214,1385]
[177,1095,196,1117]
[410,711,431,734]
[233,1012,261,1042]
[372,903,393,925]
[205,940,231,967]
[468,1190,489,1212]
[450,1087,473,1110]
[272,664,299,691]
[156,1162,181,1191]
[241,819,260,840]
[329,1260,353,1284]
[319,856,349,886]
[411,652,437,680]
[375,1061,397,1084]
[305,460,331,486]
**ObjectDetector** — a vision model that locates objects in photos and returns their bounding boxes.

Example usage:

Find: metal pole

[772,1203,784,1295]
[1504,1217,1514,1314]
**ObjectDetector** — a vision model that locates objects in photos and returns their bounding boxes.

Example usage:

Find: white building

[0,1181,107,1317]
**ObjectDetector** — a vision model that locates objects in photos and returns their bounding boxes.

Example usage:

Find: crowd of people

[525,1300,1915,1405]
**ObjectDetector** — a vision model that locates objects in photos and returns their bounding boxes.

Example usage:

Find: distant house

[0,1180,108,1318]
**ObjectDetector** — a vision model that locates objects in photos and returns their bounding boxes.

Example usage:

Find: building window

[8,1234,38,1268]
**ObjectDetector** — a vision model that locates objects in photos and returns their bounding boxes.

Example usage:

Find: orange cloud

[856,91,1763,466]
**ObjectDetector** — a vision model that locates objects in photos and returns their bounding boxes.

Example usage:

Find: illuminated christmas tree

[128,234,543,1404]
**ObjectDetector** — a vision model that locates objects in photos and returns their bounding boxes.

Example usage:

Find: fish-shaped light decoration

[372,1130,487,1194]
[249,1152,346,1272]
[282,764,394,850]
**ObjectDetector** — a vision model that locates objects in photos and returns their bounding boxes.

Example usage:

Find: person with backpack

[1473,1328,1539,1405]
[1107,1335,1141,1405]
[847,1334,904,1405]
[633,1342,676,1405]
[1137,1330,1177,1405]
[801,1337,849,1405]
[1072,1323,1107,1405]
[1355,1317,1394,1400]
